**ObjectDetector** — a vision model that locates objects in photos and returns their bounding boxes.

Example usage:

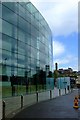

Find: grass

[2,84,47,98]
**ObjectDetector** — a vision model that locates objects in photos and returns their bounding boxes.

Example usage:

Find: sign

[46,78,54,90]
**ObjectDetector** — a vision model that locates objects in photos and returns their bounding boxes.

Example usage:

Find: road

[13,89,80,119]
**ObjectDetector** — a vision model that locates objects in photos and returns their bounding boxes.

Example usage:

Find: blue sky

[30,0,78,71]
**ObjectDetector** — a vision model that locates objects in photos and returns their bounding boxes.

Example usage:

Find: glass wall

[1,2,53,97]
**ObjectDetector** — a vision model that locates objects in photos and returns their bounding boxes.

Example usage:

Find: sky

[30,0,79,71]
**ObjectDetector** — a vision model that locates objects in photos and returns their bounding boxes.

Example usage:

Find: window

[2,5,17,26]
[2,2,18,14]
[25,44,31,57]
[0,18,2,33]
[0,3,2,18]
[18,68,25,76]
[3,41,11,51]
[31,47,37,59]
[2,20,17,39]
[25,33,31,45]
[18,29,25,43]
[19,4,25,19]
[31,36,37,48]
[0,33,2,49]
[6,66,11,76]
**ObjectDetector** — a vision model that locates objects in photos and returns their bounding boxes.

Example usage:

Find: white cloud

[53,55,78,70]
[54,55,78,65]
[53,40,65,57]
[30,0,78,36]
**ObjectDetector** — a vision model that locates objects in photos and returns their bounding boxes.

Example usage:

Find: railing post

[2,101,5,119]
[21,95,23,109]
[50,90,52,99]
[59,89,61,96]
[65,88,66,94]
[36,91,38,102]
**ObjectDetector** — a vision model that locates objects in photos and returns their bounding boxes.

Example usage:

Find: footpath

[12,89,80,119]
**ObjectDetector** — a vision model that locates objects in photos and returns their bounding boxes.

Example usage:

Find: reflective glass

[25,33,31,45]
[18,29,25,43]
[25,9,31,23]
[19,4,25,19]
[31,36,37,48]
[2,20,17,38]
[0,32,2,49]
[2,2,18,14]
[0,18,2,33]
[18,68,25,76]
[0,3,2,18]
[31,47,37,59]
[25,44,31,57]
[2,5,17,26]
[6,66,11,76]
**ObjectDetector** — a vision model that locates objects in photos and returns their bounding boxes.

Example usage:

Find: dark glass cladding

[1,2,53,96]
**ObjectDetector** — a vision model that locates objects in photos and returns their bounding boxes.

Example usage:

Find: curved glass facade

[0,2,53,97]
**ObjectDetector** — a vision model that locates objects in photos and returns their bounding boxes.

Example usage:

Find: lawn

[2,84,47,98]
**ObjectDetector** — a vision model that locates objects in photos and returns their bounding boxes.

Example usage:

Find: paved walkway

[13,89,80,119]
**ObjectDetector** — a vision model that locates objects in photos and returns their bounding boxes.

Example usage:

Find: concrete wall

[23,93,36,106]
[38,91,50,102]
[0,99,2,120]
[4,96,21,116]
[52,87,59,98]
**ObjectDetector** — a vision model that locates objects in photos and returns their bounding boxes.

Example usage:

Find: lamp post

[36,66,40,92]
[25,70,30,94]
[4,58,7,75]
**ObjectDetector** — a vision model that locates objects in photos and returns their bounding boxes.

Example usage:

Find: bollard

[21,95,23,109]
[65,88,66,94]
[59,89,61,96]
[50,90,52,99]
[3,101,5,119]
[36,91,38,102]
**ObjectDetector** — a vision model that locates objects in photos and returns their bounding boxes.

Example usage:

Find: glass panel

[0,18,2,33]
[18,68,25,76]
[2,5,17,26]
[26,2,31,13]
[3,41,11,51]
[19,3,25,19]
[2,53,11,71]
[3,2,19,15]
[31,58,37,68]
[25,44,31,57]
[31,36,37,48]
[25,33,31,45]
[31,47,37,59]
[18,16,29,33]
[0,64,2,75]
[6,66,11,76]
[0,3,2,18]
[18,29,25,43]
[0,32,2,49]
[2,20,17,39]
[25,9,31,23]
[2,34,17,52]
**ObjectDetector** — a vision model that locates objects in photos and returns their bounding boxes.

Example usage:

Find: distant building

[58,68,73,76]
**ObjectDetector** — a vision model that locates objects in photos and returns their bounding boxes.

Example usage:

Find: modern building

[0,1,53,95]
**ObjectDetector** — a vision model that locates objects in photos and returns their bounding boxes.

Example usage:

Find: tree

[48,71,53,77]
[54,70,58,86]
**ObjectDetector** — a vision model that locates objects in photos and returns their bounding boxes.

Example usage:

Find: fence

[2,87,71,119]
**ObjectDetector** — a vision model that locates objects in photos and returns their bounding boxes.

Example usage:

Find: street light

[4,58,7,75]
